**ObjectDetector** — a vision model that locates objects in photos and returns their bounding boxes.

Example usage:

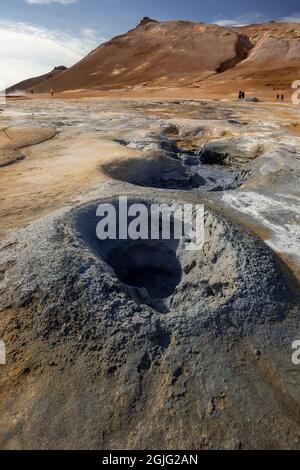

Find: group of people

[238,91,285,102]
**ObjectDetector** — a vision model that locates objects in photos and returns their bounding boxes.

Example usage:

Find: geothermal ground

[0,97,300,449]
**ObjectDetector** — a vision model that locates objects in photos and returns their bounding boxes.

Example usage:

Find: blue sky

[1,0,300,87]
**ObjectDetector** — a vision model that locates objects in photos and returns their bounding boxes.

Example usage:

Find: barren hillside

[17,18,300,95]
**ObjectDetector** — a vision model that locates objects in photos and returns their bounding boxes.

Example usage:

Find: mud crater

[109,131,250,191]
[102,154,204,191]
[102,153,245,191]
[74,197,294,320]
[75,199,186,312]
[104,240,181,299]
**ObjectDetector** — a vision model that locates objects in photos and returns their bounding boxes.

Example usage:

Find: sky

[1,0,300,87]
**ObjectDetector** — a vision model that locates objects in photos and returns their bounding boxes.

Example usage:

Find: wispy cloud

[0,20,105,87]
[214,12,268,27]
[214,11,300,27]
[25,0,78,5]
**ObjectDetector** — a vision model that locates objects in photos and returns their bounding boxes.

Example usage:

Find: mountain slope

[30,18,253,92]
[6,66,67,95]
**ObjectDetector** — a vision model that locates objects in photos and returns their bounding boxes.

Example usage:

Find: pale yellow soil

[0,126,55,167]
[0,128,139,236]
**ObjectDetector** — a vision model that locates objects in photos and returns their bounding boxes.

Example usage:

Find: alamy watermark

[291,340,300,365]
[0,340,6,365]
[96,197,205,251]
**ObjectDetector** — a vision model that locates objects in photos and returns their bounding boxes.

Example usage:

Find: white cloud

[25,0,78,5]
[215,19,246,27]
[214,12,267,27]
[0,20,105,87]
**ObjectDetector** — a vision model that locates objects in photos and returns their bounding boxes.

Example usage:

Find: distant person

[50,89,54,97]
[242,91,245,99]
[277,94,280,100]
[31,89,33,95]
[281,94,284,101]
[238,91,242,99]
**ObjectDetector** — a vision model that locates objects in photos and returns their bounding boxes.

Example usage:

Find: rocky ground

[0,97,300,449]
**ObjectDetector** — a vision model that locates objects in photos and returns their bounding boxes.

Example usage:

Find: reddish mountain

[26,19,253,92]
[9,19,300,94]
